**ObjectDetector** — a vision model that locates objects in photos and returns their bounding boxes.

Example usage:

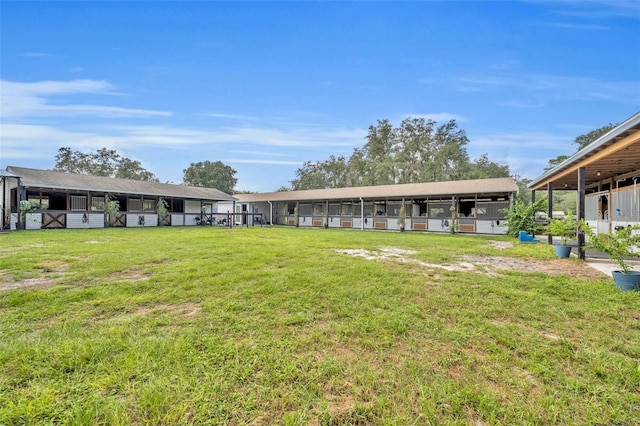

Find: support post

[547,182,553,243]
[16,178,23,230]
[578,167,586,260]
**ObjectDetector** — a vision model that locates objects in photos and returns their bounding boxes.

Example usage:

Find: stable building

[1,166,237,230]
[230,177,518,234]
[529,111,640,258]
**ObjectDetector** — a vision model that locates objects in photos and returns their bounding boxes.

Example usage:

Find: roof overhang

[529,111,640,191]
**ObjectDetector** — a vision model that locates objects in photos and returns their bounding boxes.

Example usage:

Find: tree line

[51,118,614,199]
[53,147,237,195]
[285,117,509,191]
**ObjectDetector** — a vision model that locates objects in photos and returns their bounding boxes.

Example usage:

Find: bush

[503,197,547,238]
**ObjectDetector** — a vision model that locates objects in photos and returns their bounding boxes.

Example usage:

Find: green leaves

[182,160,238,194]
[291,117,509,190]
[53,147,159,182]
[504,197,547,238]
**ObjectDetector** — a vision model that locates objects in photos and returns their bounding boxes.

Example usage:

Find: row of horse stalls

[529,111,640,259]
[1,166,237,231]
[235,177,518,235]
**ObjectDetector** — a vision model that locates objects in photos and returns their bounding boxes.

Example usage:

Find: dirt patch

[91,302,202,324]
[336,247,605,279]
[486,240,514,250]
[130,302,202,318]
[108,270,153,281]
[37,260,68,272]
[0,277,57,291]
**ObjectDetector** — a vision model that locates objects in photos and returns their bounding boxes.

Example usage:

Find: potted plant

[156,198,169,226]
[104,194,120,227]
[399,205,406,232]
[18,200,38,230]
[546,210,578,258]
[449,205,458,234]
[581,222,640,291]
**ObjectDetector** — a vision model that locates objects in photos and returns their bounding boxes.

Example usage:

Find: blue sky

[1,1,639,192]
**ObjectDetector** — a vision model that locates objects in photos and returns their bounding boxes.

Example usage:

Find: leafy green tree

[183,160,237,194]
[53,147,158,181]
[361,119,396,185]
[291,117,483,190]
[463,154,510,180]
[504,197,547,238]
[544,123,617,172]
[574,123,616,150]
[290,156,349,190]
[116,158,158,181]
[544,155,570,172]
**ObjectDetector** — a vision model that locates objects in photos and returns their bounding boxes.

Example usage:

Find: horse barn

[230,177,518,234]
[0,166,237,231]
[529,111,640,258]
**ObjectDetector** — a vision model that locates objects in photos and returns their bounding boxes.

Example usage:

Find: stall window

[91,196,105,211]
[129,198,142,212]
[28,196,49,210]
[70,195,87,211]
[143,199,155,212]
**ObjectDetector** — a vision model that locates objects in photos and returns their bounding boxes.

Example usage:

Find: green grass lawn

[1,226,639,425]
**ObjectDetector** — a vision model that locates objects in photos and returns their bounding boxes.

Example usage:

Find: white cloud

[454,73,639,104]
[223,159,303,166]
[230,150,291,157]
[470,131,573,151]
[399,112,467,123]
[0,79,171,118]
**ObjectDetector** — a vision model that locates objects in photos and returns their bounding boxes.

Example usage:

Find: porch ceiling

[530,113,640,191]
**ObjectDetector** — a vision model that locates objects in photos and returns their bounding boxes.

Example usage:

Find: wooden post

[547,182,553,243]
[578,167,586,260]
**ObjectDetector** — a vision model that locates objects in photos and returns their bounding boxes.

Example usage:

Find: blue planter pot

[611,270,640,291]
[554,245,572,258]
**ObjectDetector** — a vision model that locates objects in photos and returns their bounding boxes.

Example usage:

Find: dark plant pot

[554,245,572,258]
[611,270,640,291]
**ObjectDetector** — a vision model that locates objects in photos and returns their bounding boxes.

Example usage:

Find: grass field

[1,226,639,425]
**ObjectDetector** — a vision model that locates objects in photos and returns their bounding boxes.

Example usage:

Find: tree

[53,147,158,181]
[574,123,616,151]
[183,160,237,194]
[290,156,349,190]
[504,197,547,238]
[464,154,510,180]
[116,158,158,181]
[544,123,618,172]
[290,117,485,190]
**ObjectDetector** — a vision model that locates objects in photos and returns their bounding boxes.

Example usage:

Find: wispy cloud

[548,0,640,20]
[207,112,264,121]
[546,22,609,30]
[22,52,55,58]
[470,131,574,151]
[454,73,639,104]
[399,112,467,123]
[230,150,291,157]
[0,79,171,118]
[223,159,303,166]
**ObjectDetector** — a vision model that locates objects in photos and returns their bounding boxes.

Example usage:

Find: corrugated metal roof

[236,177,518,202]
[7,166,237,201]
[528,111,640,190]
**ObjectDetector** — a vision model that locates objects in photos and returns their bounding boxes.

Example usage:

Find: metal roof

[529,111,640,191]
[235,177,518,203]
[0,169,20,178]
[6,166,237,201]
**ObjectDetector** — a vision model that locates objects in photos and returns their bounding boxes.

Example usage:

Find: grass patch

[1,227,639,424]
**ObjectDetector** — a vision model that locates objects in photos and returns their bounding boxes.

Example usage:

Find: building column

[578,167,586,260]
[547,182,553,243]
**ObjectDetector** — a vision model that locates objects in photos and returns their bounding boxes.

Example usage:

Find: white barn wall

[67,212,104,229]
